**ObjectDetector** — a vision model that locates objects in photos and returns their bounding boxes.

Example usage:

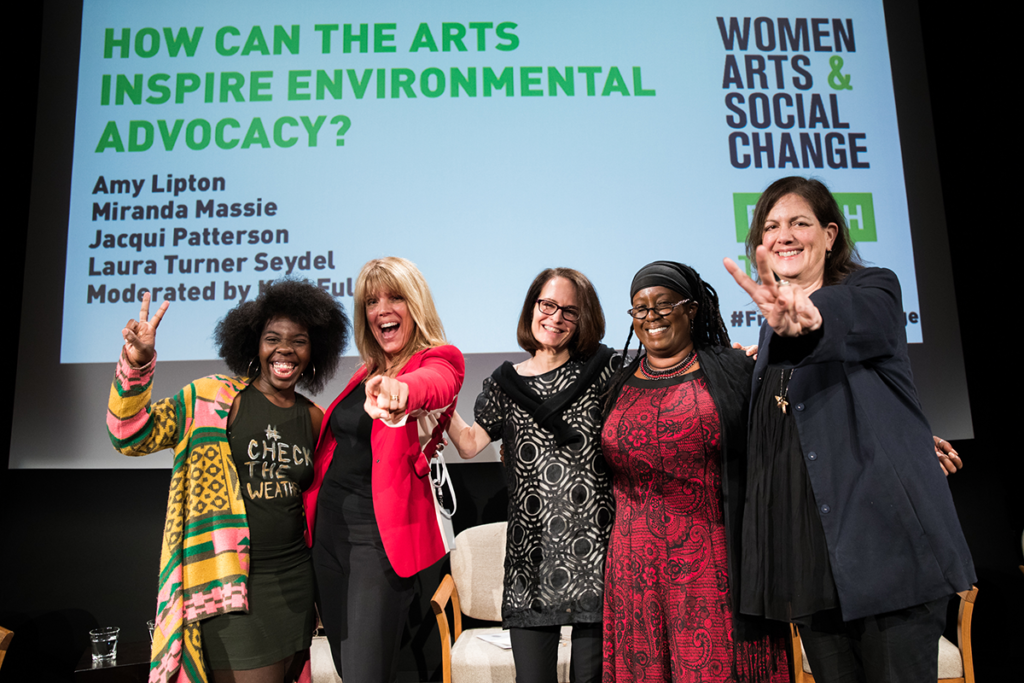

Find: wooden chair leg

[789,623,815,683]
[431,574,462,683]
[954,586,977,683]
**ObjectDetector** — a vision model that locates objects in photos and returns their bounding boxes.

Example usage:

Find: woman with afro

[107,278,348,683]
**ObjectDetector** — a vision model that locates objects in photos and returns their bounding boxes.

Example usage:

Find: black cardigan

[751,267,975,620]
[690,344,783,642]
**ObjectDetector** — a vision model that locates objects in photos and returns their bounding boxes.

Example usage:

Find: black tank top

[319,388,376,525]
[228,384,315,564]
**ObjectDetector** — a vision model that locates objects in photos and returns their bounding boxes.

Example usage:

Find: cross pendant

[775,395,788,415]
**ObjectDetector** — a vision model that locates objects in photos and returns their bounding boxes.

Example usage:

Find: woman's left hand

[724,246,822,337]
[934,436,962,476]
[364,375,410,420]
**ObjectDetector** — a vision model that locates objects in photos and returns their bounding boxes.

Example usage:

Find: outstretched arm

[364,347,466,422]
[446,410,492,459]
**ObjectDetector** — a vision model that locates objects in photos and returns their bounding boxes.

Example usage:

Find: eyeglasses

[536,299,580,323]
[627,299,691,320]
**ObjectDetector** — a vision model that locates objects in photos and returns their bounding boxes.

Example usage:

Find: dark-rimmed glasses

[627,299,691,320]
[536,299,580,323]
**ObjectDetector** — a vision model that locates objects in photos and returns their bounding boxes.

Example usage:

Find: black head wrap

[630,261,700,301]
[605,260,731,422]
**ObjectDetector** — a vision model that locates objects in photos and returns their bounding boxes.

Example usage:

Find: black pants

[312,514,415,683]
[509,623,602,683]
[799,596,949,683]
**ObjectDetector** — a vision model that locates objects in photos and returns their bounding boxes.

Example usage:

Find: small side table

[74,641,150,682]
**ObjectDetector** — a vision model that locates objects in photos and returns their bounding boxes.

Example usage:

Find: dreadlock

[602,262,730,419]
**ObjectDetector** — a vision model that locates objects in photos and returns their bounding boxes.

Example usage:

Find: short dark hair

[746,176,863,286]
[214,278,349,394]
[516,268,605,360]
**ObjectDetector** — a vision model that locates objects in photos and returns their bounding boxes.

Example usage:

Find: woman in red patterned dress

[600,261,789,683]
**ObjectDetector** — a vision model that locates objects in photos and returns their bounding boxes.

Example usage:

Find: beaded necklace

[639,350,698,380]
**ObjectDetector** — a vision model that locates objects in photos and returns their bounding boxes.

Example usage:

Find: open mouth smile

[379,321,400,340]
[270,360,298,378]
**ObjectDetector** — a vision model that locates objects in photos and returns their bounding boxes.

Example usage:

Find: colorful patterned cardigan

[107,351,312,683]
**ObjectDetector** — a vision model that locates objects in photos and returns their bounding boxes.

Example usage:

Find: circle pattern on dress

[474,355,617,628]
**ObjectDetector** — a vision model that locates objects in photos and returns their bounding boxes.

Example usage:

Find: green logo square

[732,193,762,243]
[832,193,876,242]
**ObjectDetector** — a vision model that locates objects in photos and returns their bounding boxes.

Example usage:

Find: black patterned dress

[475,355,616,628]
[601,371,789,683]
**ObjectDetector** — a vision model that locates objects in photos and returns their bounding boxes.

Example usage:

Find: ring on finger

[391,394,399,402]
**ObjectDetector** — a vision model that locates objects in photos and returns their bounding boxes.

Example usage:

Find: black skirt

[201,549,315,670]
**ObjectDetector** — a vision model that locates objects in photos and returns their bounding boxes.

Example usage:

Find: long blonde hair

[353,257,447,376]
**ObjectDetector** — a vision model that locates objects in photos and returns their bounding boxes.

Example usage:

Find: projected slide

[62,0,919,363]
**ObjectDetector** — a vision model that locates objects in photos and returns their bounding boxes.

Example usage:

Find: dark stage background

[2,3,1020,681]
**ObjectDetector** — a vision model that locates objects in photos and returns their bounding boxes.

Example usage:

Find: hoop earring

[304,363,316,382]
[247,356,260,378]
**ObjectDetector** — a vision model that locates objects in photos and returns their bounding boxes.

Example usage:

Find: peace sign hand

[122,293,169,368]
[724,246,822,337]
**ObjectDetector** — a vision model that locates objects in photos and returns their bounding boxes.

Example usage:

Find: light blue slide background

[62,0,919,363]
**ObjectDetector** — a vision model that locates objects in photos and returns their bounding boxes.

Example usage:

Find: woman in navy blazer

[304,257,464,683]
[725,177,974,683]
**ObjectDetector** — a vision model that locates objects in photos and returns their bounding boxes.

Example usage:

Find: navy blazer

[750,267,975,621]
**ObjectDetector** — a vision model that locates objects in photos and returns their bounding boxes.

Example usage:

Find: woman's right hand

[724,248,822,337]
[122,293,168,367]
[364,374,410,421]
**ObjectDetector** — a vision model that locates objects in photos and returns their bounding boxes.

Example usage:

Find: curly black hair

[214,278,349,394]
[602,262,730,419]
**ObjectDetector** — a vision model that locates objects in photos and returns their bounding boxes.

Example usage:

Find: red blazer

[302,345,465,577]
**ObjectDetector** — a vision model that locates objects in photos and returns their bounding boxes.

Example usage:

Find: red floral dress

[601,372,789,683]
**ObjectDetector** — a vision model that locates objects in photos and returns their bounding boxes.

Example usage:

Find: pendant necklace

[776,369,794,414]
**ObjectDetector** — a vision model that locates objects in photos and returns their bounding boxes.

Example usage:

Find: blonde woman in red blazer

[303,257,464,683]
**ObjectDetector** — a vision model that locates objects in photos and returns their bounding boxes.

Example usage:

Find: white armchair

[430,522,571,683]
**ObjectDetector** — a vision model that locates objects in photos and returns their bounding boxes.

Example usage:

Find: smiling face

[531,276,579,356]
[632,286,698,365]
[762,192,838,293]
[367,289,414,363]
[254,316,311,394]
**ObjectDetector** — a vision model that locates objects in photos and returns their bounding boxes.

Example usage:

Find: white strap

[430,455,457,519]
